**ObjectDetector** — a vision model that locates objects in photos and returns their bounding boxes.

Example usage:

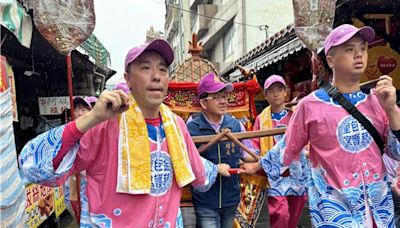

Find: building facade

[164,0,192,72]
[165,0,294,73]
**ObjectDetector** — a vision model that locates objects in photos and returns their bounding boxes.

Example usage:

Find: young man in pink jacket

[252,74,308,228]
[239,24,400,227]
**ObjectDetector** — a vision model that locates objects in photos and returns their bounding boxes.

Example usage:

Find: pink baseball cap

[124,39,174,72]
[73,97,92,109]
[264,74,286,90]
[197,73,234,97]
[324,24,375,55]
[114,82,130,94]
[86,96,98,104]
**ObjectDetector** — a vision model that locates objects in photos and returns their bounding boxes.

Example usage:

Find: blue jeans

[195,205,237,228]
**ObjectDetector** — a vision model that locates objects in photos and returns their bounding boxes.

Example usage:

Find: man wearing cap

[186,73,257,228]
[19,39,227,227]
[251,74,308,228]
[239,24,400,227]
[63,96,93,221]
[73,97,92,117]
[86,96,98,108]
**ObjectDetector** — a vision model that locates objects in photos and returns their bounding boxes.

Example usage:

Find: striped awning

[242,37,305,71]
[79,34,111,66]
[229,37,305,81]
[0,0,32,48]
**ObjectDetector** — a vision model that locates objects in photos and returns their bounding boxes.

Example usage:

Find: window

[223,25,235,60]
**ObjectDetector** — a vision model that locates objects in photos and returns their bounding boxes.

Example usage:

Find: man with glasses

[187,73,257,228]
[64,96,92,221]
[73,97,92,117]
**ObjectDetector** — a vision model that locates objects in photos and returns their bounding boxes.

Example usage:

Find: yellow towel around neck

[117,97,195,194]
[259,106,274,156]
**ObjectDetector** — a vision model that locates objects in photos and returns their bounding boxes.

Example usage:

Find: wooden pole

[198,129,230,153]
[225,132,260,161]
[66,54,75,120]
[192,128,286,143]
[66,53,81,222]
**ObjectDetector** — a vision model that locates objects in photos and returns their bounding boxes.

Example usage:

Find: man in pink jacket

[239,24,400,227]
[252,75,308,228]
[19,39,229,227]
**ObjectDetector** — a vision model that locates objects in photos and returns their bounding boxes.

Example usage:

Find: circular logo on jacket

[337,116,372,153]
[150,151,173,196]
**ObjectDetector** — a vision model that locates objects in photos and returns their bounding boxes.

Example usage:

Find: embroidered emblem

[337,116,372,153]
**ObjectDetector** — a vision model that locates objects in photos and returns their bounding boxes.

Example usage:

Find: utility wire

[150,0,268,30]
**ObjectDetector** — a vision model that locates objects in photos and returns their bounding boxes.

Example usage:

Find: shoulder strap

[318,78,385,155]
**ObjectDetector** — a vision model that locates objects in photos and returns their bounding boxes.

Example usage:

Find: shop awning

[222,24,306,80]
[79,34,111,67]
[229,37,305,81]
[242,37,304,71]
[0,0,32,48]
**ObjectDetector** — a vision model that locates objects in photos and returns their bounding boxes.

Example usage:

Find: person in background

[86,96,98,108]
[187,73,258,228]
[63,97,92,221]
[19,105,36,146]
[72,97,92,118]
[252,75,308,228]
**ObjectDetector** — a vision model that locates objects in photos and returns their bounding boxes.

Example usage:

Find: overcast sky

[93,0,166,85]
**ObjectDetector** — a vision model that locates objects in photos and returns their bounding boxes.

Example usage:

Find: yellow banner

[54,185,66,218]
[24,184,54,228]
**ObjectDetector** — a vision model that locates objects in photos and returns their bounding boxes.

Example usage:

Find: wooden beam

[192,128,286,143]
[225,132,260,161]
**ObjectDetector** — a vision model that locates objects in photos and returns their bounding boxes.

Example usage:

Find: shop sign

[24,184,54,228]
[54,185,66,218]
[38,96,70,115]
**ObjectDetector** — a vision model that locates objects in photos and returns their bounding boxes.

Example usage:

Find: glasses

[74,104,91,115]
[203,95,227,102]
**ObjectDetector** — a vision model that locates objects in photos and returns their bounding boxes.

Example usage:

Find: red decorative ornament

[245,78,261,94]
[378,56,397,75]
[244,78,261,120]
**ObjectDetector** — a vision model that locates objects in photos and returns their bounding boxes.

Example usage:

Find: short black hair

[199,93,208,99]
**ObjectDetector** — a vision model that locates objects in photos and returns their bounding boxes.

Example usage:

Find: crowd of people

[2,23,400,228]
